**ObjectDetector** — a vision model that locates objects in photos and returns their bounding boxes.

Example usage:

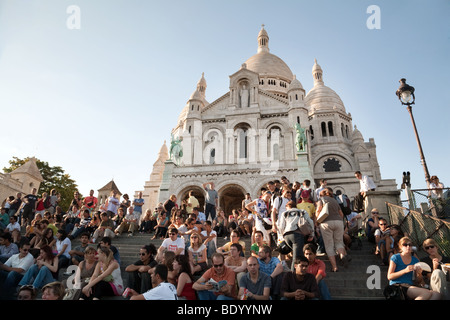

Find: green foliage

[3,156,80,211]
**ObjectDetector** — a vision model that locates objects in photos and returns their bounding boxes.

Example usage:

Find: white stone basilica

[139,26,397,215]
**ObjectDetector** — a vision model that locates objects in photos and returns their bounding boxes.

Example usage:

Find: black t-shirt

[132,257,158,269]
[9,198,22,210]
[420,255,450,271]
[24,194,38,208]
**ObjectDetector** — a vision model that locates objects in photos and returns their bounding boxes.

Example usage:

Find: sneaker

[128,233,133,237]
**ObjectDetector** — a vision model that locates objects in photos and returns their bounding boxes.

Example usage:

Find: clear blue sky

[0,0,449,201]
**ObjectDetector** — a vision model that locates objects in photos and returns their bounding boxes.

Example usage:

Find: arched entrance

[218,184,246,216]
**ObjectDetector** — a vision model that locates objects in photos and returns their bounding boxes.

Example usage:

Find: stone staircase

[63,232,388,300]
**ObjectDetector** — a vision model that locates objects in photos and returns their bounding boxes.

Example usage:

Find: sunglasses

[424,245,435,250]
[213,263,224,268]
[402,243,413,247]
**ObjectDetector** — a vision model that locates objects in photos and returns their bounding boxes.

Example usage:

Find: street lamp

[396,78,431,188]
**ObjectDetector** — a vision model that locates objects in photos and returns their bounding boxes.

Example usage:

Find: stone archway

[218,184,246,216]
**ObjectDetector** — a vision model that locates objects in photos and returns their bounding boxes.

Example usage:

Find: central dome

[245,51,293,81]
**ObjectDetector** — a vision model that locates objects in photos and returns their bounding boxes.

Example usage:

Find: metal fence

[387,202,450,258]
[401,188,450,219]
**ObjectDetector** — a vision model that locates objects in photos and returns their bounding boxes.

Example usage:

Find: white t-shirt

[56,237,72,259]
[143,282,178,300]
[6,221,21,232]
[201,230,217,248]
[5,253,34,275]
[160,237,185,254]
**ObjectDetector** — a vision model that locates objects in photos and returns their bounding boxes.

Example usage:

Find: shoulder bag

[317,200,329,223]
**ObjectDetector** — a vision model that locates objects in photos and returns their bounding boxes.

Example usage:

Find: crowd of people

[0,172,448,300]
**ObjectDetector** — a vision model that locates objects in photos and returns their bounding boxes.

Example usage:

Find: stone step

[65,232,388,300]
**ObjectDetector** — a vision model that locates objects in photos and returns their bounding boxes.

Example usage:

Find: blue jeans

[0,270,24,299]
[205,203,216,221]
[19,265,56,289]
[318,280,332,300]
[197,290,234,300]
[283,231,305,271]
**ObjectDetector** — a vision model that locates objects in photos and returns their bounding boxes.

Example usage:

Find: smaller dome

[305,85,345,112]
[189,89,203,101]
[306,59,345,112]
[288,75,304,91]
[352,125,364,142]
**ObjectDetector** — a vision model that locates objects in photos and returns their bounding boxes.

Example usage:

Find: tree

[3,156,80,211]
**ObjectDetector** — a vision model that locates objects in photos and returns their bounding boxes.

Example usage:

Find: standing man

[354,171,376,213]
[202,182,218,221]
[133,191,144,218]
[278,201,314,271]
[22,188,38,226]
[7,192,22,218]
[314,179,327,202]
[186,191,199,215]
[106,190,120,219]
[271,188,292,239]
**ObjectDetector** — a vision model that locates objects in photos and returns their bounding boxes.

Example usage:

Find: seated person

[156,228,185,262]
[192,253,236,300]
[303,243,331,300]
[68,232,91,266]
[125,244,158,294]
[257,245,285,299]
[238,256,271,300]
[0,240,34,299]
[250,230,267,258]
[99,237,121,265]
[280,256,319,300]
[224,243,247,285]
[129,264,178,300]
[217,230,246,257]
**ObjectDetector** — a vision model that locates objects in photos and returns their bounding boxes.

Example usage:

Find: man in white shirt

[354,171,377,214]
[129,264,178,300]
[355,171,376,196]
[271,189,292,235]
[106,190,120,218]
[0,241,34,299]
[156,228,185,262]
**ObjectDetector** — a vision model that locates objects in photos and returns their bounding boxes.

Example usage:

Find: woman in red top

[173,254,196,300]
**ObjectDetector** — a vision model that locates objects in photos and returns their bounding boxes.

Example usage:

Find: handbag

[63,288,82,300]
[383,284,406,300]
[317,201,329,223]
[276,240,292,255]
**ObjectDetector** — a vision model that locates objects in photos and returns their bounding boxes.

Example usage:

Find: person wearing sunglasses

[192,252,236,300]
[387,237,441,300]
[125,244,158,294]
[419,238,450,299]
[0,240,34,299]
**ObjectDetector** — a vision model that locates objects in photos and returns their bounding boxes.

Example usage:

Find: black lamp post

[396,78,431,187]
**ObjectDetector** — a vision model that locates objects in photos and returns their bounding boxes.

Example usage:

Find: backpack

[284,209,313,236]
[43,196,52,209]
[297,210,313,236]
[336,194,351,215]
